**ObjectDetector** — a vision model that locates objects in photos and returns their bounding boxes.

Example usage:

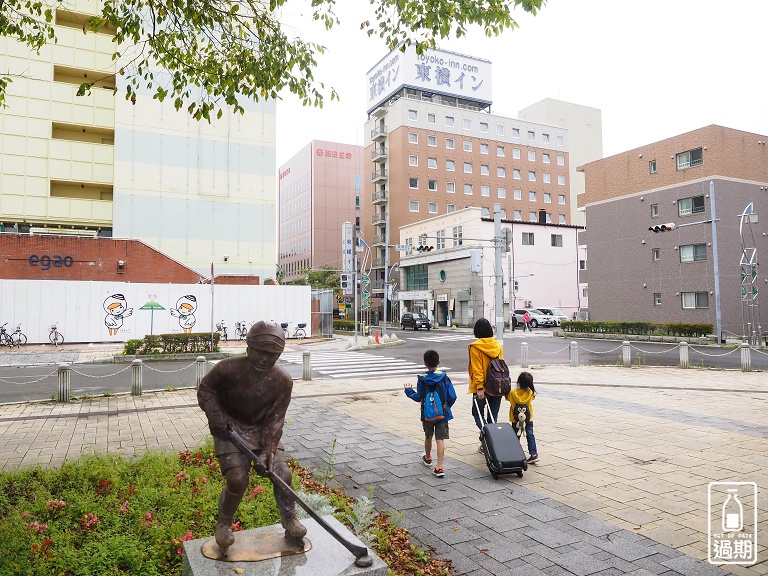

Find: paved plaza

[0,338,765,575]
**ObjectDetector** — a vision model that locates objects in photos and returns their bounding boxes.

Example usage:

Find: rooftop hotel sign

[366,45,492,114]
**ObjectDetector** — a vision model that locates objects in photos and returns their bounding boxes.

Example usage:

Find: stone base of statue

[182,515,387,576]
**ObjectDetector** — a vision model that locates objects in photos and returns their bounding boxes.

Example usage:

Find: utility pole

[710,181,722,343]
[383,212,390,336]
[494,204,504,340]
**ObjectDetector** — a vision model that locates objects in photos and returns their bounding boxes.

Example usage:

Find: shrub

[122,333,220,355]
[561,321,713,337]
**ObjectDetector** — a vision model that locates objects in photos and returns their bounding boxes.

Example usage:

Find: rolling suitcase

[475,398,528,479]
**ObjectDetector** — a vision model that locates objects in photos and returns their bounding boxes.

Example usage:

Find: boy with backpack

[404,349,457,477]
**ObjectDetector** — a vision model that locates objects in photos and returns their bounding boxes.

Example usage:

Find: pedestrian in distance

[404,349,457,478]
[522,311,532,332]
[506,371,539,463]
[468,318,504,452]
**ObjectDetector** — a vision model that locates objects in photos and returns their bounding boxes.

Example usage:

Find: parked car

[536,307,569,326]
[400,312,432,331]
[512,309,557,329]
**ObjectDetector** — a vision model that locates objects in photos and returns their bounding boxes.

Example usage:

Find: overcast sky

[274,0,768,167]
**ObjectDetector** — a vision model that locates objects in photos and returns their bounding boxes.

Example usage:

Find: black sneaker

[421,454,433,467]
[527,454,539,464]
[432,467,445,478]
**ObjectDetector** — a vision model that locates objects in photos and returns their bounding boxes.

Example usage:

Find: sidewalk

[0,340,764,575]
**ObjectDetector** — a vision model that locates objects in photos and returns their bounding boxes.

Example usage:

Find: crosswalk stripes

[400,332,474,343]
[279,351,454,380]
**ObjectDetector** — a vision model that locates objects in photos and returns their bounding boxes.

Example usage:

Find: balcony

[371,146,388,162]
[370,125,388,141]
[371,189,388,204]
[370,280,385,292]
[371,168,388,183]
[371,258,386,269]
[371,212,387,226]
[372,234,386,246]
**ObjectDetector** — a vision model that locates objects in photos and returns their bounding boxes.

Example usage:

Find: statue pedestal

[182,515,387,576]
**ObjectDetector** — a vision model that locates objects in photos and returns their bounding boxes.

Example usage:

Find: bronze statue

[197,320,307,556]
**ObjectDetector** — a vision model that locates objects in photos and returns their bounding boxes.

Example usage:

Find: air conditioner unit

[525,300,532,307]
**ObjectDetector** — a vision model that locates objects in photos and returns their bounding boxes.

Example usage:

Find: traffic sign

[395,244,408,252]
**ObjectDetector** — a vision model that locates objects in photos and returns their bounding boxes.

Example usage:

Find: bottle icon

[722,489,743,532]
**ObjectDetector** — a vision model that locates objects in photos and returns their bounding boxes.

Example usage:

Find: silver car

[536,307,569,326]
[513,309,557,328]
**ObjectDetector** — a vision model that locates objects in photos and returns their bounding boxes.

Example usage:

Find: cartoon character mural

[170,295,197,333]
[103,294,134,336]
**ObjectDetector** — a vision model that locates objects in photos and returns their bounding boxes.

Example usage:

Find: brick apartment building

[578,125,768,338]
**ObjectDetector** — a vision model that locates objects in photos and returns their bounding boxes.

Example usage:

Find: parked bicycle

[10,324,26,347]
[280,322,307,340]
[234,321,248,340]
[49,322,64,346]
[0,323,13,347]
[216,320,228,341]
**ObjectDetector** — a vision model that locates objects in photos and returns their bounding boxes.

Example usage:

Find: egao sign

[29,254,74,270]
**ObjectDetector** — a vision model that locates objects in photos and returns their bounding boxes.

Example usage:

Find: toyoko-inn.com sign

[366,45,492,113]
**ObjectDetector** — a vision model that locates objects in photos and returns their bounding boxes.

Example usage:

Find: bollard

[741,343,751,372]
[131,359,143,396]
[302,351,311,381]
[195,356,207,389]
[521,342,529,369]
[622,341,631,368]
[57,363,71,403]
[569,341,579,367]
[679,341,689,369]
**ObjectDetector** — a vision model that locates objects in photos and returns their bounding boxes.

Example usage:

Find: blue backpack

[422,383,446,422]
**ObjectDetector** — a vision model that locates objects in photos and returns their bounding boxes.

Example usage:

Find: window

[582,287,588,297]
[464,162,473,173]
[654,293,662,306]
[513,189,522,200]
[651,203,659,217]
[528,150,536,161]
[528,171,536,182]
[514,210,522,220]
[428,202,438,214]
[557,155,565,166]
[558,175,566,185]
[480,122,488,133]
[496,125,504,136]
[428,179,437,191]
[481,185,490,197]
[500,208,507,219]
[542,133,550,143]
[682,291,709,309]
[463,119,471,130]
[558,194,566,205]
[436,229,446,249]
[497,146,505,157]
[409,200,419,211]
[543,153,550,164]
[463,140,472,152]
[428,157,437,169]
[408,132,418,144]
[464,183,473,195]
[678,195,705,216]
[446,137,455,149]
[418,233,428,246]
[513,148,521,159]
[652,248,660,261]
[649,160,657,174]
[445,116,454,127]
[529,211,537,222]
[498,167,506,178]
[480,143,489,155]
[406,264,428,290]
[527,130,535,140]
[447,204,455,213]
[557,135,565,146]
[512,127,520,138]
[409,177,419,189]
[446,160,455,171]
[408,109,417,120]
[551,234,563,247]
[544,193,552,203]
[680,244,707,262]
[558,214,566,224]
[579,259,587,270]
[513,169,521,179]
[428,135,437,147]
[529,191,537,201]
[427,113,436,124]
[676,147,703,170]
[543,173,551,184]
[446,182,455,193]
[481,207,490,218]
[480,164,490,176]
[522,232,534,246]
[452,225,463,247]
[497,187,506,198]
[409,155,418,166]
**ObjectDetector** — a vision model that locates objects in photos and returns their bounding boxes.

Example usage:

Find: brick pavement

[0,342,764,575]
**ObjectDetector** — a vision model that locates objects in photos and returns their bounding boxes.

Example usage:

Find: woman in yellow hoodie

[506,371,538,463]
[468,318,504,452]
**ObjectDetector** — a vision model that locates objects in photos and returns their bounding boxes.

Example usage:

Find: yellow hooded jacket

[506,387,535,422]
[467,337,504,394]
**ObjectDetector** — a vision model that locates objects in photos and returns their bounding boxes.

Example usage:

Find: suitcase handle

[473,396,497,426]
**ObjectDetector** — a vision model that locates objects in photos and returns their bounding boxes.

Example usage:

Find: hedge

[560,321,713,338]
[123,332,221,355]
[333,319,367,332]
